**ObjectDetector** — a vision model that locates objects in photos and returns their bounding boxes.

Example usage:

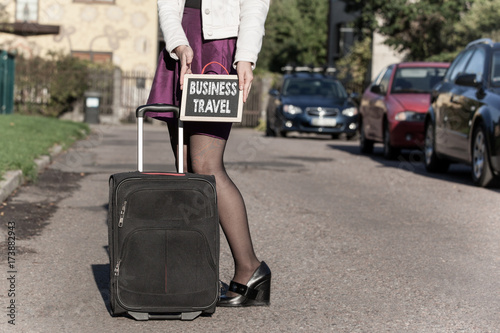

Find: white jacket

[157,0,270,68]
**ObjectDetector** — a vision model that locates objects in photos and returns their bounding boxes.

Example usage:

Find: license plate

[311,117,337,127]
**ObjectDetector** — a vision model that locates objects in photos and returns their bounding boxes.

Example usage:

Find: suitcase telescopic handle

[136,103,179,118]
[135,104,184,173]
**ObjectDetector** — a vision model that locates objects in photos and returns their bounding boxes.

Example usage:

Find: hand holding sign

[174,45,193,90]
[236,61,253,103]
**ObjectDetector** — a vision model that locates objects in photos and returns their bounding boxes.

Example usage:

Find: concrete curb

[0,144,63,203]
[0,170,24,203]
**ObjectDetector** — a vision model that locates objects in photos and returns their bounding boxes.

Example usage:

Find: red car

[359,62,449,158]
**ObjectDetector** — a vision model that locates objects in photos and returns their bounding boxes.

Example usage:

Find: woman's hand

[174,45,193,90]
[236,61,253,103]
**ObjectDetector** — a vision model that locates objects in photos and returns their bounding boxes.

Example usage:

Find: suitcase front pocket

[115,228,217,311]
[119,185,217,224]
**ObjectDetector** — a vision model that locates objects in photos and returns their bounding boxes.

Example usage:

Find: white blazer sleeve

[234,0,270,68]
[158,0,189,60]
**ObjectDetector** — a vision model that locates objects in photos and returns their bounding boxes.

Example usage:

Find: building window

[72,51,113,64]
[16,0,38,22]
[73,0,115,3]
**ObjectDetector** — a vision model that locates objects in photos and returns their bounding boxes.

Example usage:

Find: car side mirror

[455,73,481,88]
[269,89,280,97]
[430,89,439,104]
[370,84,382,94]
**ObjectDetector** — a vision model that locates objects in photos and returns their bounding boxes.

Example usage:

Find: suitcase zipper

[118,201,127,227]
[114,259,121,276]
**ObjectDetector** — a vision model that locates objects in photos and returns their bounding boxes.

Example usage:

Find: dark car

[359,62,449,159]
[266,70,359,139]
[424,38,500,187]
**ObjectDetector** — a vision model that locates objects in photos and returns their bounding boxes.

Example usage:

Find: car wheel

[359,122,374,154]
[265,121,275,137]
[265,117,276,137]
[345,133,357,141]
[424,121,449,173]
[471,124,499,187]
[383,122,400,160]
[277,130,287,138]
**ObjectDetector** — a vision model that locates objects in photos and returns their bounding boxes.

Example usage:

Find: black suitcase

[108,104,219,321]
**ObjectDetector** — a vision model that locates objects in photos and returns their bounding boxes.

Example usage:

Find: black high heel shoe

[217,261,271,307]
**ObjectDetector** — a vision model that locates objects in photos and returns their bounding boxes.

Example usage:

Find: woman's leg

[189,134,261,284]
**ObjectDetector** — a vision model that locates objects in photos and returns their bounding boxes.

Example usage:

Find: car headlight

[342,107,358,117]
[394,111,425,122]
[283,105,303,115]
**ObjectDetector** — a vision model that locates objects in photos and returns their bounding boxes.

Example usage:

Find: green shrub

[14,52,112,117]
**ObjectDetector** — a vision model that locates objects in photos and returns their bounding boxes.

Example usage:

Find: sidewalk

[0,123,282,332]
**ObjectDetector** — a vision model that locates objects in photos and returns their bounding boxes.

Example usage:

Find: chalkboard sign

[180,74,243,122]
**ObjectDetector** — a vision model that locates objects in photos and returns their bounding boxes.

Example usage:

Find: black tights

[170,130,261,284]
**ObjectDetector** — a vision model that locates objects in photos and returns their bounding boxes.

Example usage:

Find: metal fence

[87,67,115,116]
[120,70,155,122]
[12,62,364,125]
[235,75,264,127]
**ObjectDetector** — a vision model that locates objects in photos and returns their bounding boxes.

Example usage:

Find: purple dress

[147,7,236,141]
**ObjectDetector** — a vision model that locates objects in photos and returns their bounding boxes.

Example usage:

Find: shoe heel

[248,275,271,306]
[217,262,272,307]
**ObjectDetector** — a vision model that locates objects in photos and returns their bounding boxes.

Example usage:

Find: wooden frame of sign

[180,74,243,122]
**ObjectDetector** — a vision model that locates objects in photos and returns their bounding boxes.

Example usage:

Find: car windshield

[391,67,447,93]
[282,78,348,99]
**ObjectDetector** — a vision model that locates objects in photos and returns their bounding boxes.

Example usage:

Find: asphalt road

[1,123,500,332]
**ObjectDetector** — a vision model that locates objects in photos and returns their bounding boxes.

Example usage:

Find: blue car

[266,71,359,139]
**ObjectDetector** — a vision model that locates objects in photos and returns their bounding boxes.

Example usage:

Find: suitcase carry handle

[135,104,184,173]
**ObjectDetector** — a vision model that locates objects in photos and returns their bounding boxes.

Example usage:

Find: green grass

[0,115,90,181]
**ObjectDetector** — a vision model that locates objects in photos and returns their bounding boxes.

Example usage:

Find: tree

[335,37,372,88]
[456,0,500,42]
[259,0,330,72]
[342,0,473,61]
[342,0,388,35]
